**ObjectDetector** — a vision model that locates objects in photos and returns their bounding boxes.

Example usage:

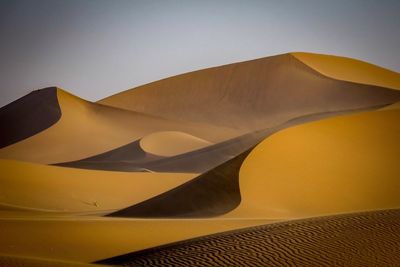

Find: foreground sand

[0,215,272,262]
[97,209,400,266]
[0,159,196,212]
[0,254,108,267]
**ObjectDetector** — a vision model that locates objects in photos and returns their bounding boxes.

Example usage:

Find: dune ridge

[292,52,400,90]
[0,88,239,164]
[99,53,400,131]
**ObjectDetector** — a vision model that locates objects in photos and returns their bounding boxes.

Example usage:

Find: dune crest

[139,131,212,157]
[292,52,400,90]
[0,88,238,164]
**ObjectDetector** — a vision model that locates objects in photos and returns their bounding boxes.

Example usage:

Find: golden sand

[0,217,272,262]
[0,159,196,212]
[292,52,400,90]
[0,254,107,267]
[226,109,400,219]
[0,89,239,164]
[140,131,212,157]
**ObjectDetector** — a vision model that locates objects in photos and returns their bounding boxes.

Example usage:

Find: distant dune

[99,53,400,130]
[292,52,400,90]
[0,88,238,164]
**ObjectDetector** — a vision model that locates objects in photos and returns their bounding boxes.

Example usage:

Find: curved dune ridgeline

[0,88,238,164]
[0,159,196,212]
[99,53,400,130]
[97,209,400,267]
[55,104,386,173]
[0,87,61,148]
[292,52,400,90]
[227,108,400,219]
[106,150,249,218]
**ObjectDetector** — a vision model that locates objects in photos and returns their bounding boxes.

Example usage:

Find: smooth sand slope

[0,88,238,164]
[97,209,400,267]
[0,217,271,262]
[0,159,196,212]
[139,131,212,157]
[227,108,400,219]
[292,52,400,90]
[0,87,61,148]
[99,53,400,130]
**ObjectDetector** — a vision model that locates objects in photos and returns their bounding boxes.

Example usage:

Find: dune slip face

[0,87,61,149]
[97,209,400,267]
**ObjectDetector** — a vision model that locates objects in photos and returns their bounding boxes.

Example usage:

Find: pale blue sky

[1,0,399,106]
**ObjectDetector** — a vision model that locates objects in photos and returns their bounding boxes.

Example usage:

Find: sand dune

[0,88,238,164]
[106,106,384,218]
[56,105,386,174]
[139,131,212,157]
[0,87,61,148]
[0,159,196,212]
[97,209,400,266]
[227,108,400,219]
[292,52,400,90]
[0,217,271,262]
[99,53,400,130]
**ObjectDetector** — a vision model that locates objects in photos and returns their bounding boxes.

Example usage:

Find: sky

[0,0,399,107]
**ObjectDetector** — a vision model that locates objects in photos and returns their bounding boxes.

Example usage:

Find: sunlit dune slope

[292,52,400,90]
[139,131,212,157]
[227,108,400,219]
[99,53,400,130]
[0,217,271,262]
[0,255,107,267]
[0,159,196,212]
[0,88,238,164]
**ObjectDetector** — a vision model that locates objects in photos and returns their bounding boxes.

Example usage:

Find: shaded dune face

[55,128,268,173]
[0,87,61,148]
[106,150,249,218]
[0,88,239,164]
[99,54,400,130]
[97,209,400,267]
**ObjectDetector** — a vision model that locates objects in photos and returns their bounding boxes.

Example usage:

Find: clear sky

[1,0,399,107]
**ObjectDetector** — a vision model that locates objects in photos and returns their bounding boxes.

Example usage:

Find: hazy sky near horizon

[1,0,399,107]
